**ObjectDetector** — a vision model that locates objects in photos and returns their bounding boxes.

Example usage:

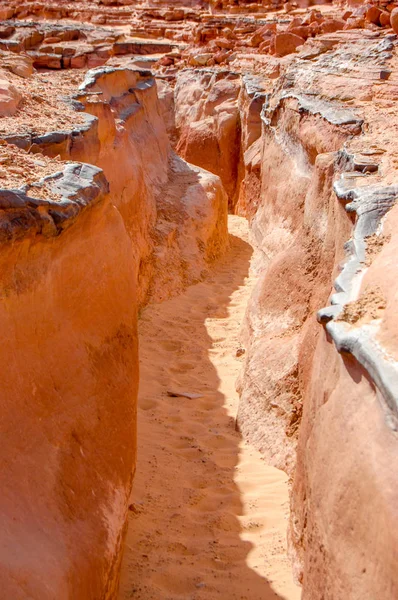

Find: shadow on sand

[118,228,286,600]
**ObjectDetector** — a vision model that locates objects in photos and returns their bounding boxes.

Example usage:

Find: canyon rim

[0,0,397,599]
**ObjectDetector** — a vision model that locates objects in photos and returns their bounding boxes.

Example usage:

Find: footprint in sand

[152,570,198,595]
[160,340,183,352]
[203,433,236,451]
[139,398,159,411]
[168,361,196,373]
[166,541,196,557]
[167,414,184,424]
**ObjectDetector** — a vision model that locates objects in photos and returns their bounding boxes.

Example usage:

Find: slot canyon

[0,0,397,598]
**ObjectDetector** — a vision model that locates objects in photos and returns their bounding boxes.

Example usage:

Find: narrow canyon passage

[118,216,300,600]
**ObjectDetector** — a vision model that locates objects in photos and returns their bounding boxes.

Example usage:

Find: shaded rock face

[235,30,398,600]
[0,74,21,115]
[236,107,354,474]
[78,67,228,305]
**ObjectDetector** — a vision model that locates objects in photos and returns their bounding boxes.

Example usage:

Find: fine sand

[118,215,301,600]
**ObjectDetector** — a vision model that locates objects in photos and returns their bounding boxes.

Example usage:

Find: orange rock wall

[1,1,398,596]
[236,94,398,600]
[236,101,353,472]
[0,66,228,599]
[0,196,137,599]
[291,329,398,599]
[164,30,398,590]
[40,67,229,306]
[175,69,242,209]
[291,176,398,598]
[79,67,169,307]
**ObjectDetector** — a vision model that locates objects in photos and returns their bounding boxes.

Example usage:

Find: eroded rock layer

[0,0,397,598]
[151,9,398,599]
[0,40,228,600]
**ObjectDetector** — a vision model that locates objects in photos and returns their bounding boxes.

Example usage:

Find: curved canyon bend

[0,0,397,599]
[118,216,299,600]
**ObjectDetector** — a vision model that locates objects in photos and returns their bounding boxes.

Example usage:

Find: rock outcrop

[0,1,397,599]
[151,5,398,599]
[0,48,228,599]
[0,156,138,600]
[235,25,398,600]
[174,68,242,208]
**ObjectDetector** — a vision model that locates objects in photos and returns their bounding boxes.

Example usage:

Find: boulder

[259,39,271,53]
[158,56,174,67]
[288,25,310,40]
[0,77,22,116]
[380,11,391,26]
[214,37,234,49]
[0,8,14,19]
[366,5,382,24]
[309,21,320,35]
[250,23,276,47]
[344,16,365,29]
[189,53,212,66]
[273,32,305,56]
[320,19,347,33]
[0,25,15,39]
[288,17,303,29]
[214,49,229,63]
[0,52,33,79]
[391,6,398,32]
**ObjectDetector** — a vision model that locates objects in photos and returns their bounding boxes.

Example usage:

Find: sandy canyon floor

[118,216,301,600]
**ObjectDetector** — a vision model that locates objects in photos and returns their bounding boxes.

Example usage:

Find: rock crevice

[0,1,398,599]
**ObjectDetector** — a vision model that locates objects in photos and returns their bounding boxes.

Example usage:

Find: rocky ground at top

[1,0,398,130]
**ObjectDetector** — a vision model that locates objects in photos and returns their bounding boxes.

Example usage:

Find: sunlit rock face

[0,163,138,600]
[0,52,228,600]
[174,69,242,209]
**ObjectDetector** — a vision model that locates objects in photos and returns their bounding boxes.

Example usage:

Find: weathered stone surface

[0,1,398,600]
[391,6,398,32]
[175,69,241,208]
[0,59,229,599]
[0,51,33,78]
[0,76,22,115]
[0,156,138,600]
[272,32,306,56]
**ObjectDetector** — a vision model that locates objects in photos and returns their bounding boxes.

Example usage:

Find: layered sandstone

[0,1,397,599]
[0,41,228,599]
[0,155,138,600]
[150,6,398,599]
[174,68,242,207]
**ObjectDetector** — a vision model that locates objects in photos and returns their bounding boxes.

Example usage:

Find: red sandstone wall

[50,67,229,306]
[291,328,398,599]
[236,104,354,472]
[290,184,398,599]
[163,29,398,589]
[0,195,138,599]
[1,2,398,596]
[236,90,398,600]
[0,66,228,598]
[175,69,242,210]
